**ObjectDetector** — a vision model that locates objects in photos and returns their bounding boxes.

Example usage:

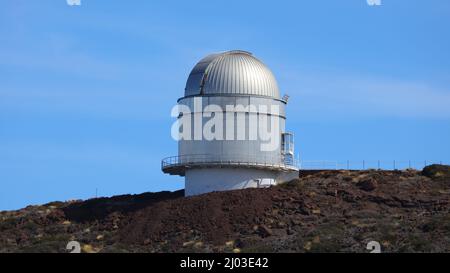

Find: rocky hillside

[1,165,449,253]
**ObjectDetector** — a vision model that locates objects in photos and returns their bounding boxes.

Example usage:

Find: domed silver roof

[184,50,280,99]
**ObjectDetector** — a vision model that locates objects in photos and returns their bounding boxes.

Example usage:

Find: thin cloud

[283,71,450,120]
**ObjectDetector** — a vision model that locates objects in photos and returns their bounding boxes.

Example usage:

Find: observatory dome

[184,50,280,99]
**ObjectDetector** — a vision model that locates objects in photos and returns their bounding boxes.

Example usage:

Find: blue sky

[1,0,450,210]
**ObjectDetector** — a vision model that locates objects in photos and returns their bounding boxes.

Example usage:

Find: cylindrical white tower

[162,50,298,196]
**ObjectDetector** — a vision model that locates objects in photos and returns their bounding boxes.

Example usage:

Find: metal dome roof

[184,50,280,99]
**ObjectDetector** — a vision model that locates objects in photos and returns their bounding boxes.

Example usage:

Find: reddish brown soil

[1,166,449,253]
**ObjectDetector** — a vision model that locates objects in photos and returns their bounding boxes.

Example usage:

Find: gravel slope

[1,166,449,253]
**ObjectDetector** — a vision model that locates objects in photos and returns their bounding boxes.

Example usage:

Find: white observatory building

[162,50,299,196]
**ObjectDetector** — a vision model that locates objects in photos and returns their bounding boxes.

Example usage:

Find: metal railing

[161,154,299,171]
[299,160,447,170]
[162,156,446,173]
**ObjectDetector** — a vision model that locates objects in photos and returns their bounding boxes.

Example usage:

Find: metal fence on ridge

[299,160,446,170]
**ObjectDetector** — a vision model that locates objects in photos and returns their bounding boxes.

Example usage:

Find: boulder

[422,164,450,179]
[256,225,273,238]
[356,178,378,191]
